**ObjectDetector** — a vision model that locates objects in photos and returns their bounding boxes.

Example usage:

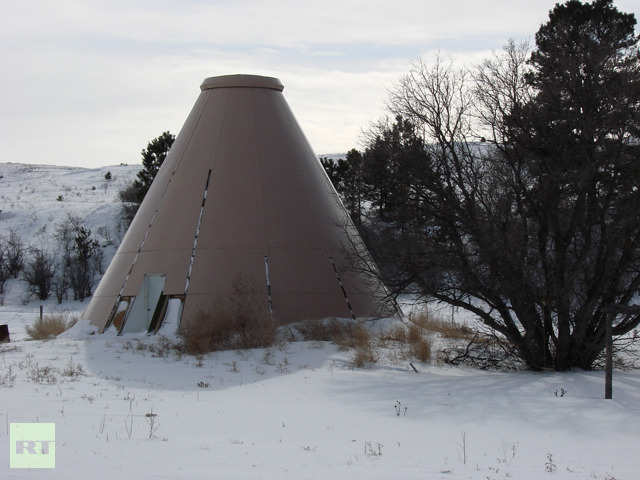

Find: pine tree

[499,0,640,369]
[372,0,640,370]
[133,131,175,203]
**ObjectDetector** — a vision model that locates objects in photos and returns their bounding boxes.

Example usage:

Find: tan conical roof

[84,74,397,334]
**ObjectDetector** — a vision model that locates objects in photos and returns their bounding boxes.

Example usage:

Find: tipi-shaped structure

[84,74,397,334]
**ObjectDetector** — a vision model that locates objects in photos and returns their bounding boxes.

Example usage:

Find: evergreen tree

[133,131,175,203]
[320,150,366,223]
[117,131,175,228]
[362,116,429,221]
[341,149,366,224]
[366,0,640,370]
[497,0,640,369]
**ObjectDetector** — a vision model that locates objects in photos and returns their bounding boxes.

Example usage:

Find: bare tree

[53,215,101,301]
[5,229,25,279]
[472,40,533,145]
[0,239,9,294]
[23,247,56,300]
[68,226,100,301]
[375,1,640,370]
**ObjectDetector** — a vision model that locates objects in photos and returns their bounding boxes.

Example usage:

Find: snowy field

[1,163,640,479]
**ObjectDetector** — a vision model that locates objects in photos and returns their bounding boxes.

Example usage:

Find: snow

[0,162,138,241]
[1,162,640,479]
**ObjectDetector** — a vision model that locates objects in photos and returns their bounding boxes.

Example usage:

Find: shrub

[5,229,25,278]
[117,182,140,227]
[177,313,216,355]
[178,275,276,354]
[148,335,176,358]
[0,241,9,294]
[27,363,58,384]
[23,247,56,300]
[61,359,86,379]
[1,363,16,387]
[25,312,78,340]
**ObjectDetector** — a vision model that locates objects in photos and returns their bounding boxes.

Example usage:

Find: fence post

[605,311,613,399]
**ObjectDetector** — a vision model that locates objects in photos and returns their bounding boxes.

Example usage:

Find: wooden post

[40,305,43,321]
[602,304,640,400]
[605,311,613,399]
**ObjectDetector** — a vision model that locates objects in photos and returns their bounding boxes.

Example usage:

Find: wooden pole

[605,311,613,399]
[601,304,640,400]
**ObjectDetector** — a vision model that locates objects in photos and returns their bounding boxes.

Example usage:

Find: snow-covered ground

[1,163,639,479]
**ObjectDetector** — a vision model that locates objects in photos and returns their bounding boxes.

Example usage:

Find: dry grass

[176,284,475,367]
[411,336,432,363]
[349,325,379,368]
[378,320,433,364]
[178,275,276,355]
[406,318,432,362]
[177,315,214,355]
[407,310,522,368]
[378,322,410,343]
[409,310,476,341]
[25,312,78,340]
[295,316,437,367]
[292,318,356,345]
[178,307,276,354]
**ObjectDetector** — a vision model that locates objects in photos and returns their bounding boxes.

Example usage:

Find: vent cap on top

[200,74,284,92]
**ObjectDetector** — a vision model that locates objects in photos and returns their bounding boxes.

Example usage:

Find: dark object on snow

[0,324,10,343]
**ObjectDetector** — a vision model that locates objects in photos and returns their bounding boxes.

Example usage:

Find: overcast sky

[2,0,639,168]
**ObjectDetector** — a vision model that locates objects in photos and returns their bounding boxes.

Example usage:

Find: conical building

[84,74,397,334]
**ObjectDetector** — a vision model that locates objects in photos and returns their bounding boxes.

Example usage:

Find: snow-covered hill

[0,162,138,242]
[0,162,138,316]
[1,162,639,480]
